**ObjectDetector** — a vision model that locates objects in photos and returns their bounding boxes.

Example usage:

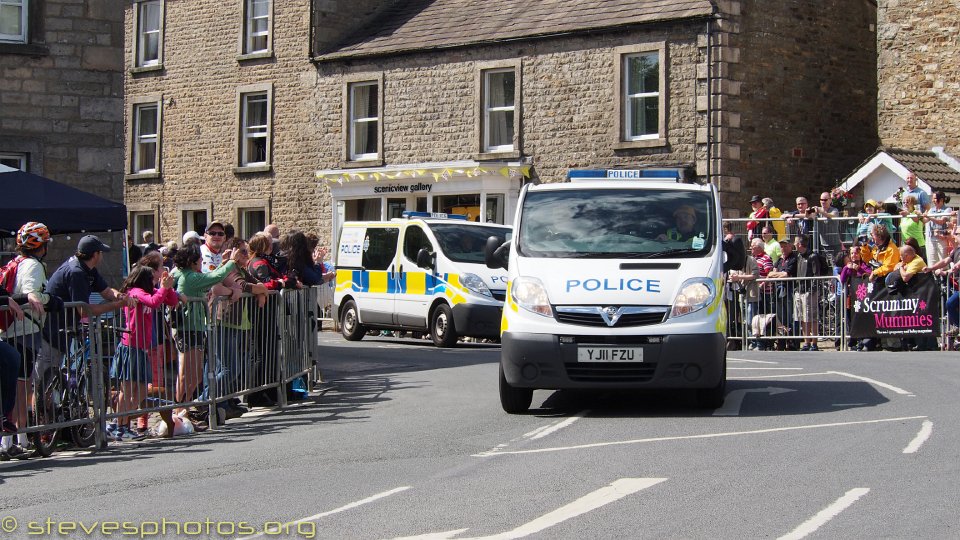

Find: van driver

[657,205,703,242]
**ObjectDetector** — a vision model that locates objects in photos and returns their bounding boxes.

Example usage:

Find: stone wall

[877,0,960,156]
[0,0,124,200]
[0,0,125,283]
[719,0,879,214]
[124,0,327,241]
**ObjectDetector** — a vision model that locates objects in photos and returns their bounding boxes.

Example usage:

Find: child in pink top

[108,265,179,441]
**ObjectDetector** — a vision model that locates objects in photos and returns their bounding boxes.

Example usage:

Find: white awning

[316,160,531,185]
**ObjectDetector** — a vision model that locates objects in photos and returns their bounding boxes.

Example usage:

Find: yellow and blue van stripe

[336,269,468,305]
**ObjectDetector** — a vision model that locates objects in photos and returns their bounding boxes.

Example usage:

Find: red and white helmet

[17,222,51,250]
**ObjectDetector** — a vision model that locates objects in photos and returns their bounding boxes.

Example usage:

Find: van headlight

[460,273,492,298]
[511,276,552,317]
[670,277,716,319]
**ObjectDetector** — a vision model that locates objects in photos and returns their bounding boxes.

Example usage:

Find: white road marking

[902,420,933,454]
[393,478,667,540]
[826,371,913,396]
[528,411,589,440]
[473,416,927,457]
[712,387,796,416]
[242,486,411,539]
[777,488,870,540]
[728,367,804,371]
[730,372,833,380]
[728,357,780,364]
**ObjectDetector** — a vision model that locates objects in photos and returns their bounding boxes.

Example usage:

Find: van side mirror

[485,237,510,270]
[416,248,435,270]
[722,236,746,272]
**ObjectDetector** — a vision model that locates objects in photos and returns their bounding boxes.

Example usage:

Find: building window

[238,207,266,239]
[622,51,661,141]
[348,81,379,161]
[131,211,156,244]
[482,68,516,153]
[135,1,162,67]
[0,0,26,43]
[182,209,208,236]
[133,103,160,173]
[240,91,269,167]
[0,152,26,170]
[243,0,270,54]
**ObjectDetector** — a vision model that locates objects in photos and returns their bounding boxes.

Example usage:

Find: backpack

[0,256,24,330]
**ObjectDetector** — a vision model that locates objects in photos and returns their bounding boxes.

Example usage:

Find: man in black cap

[47,235,133,315]
[746,194,767,241]
[41,236,135,377]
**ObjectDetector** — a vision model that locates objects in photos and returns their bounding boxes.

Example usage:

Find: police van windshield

[517,188,715,258]
[432,223,512,264]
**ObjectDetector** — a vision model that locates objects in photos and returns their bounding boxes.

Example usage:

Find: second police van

[485,169,743,413]
[334,212,512,347]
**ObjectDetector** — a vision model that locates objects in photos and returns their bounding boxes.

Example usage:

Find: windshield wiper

[627,248,703,259]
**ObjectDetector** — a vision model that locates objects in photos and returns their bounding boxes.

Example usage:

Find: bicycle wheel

[69,367,97,448]
[31,371,62,457]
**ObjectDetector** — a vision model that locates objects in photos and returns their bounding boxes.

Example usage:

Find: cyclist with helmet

[0,222,61,458]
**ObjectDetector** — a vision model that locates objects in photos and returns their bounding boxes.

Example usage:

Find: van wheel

[340,300,366,341]
[695,357,726,408]
[499,364,532,414]
[430,304,458,348]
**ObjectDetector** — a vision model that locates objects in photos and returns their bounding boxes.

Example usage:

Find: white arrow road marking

[826,371,914,396]
[392,478,667,540]
[712,387,796,416]
[903,420,933,454]
[728,357,780,364]
[241,486,411,539]
[528,411,589,440]
[777,488,870,540]
[472,416,928,457]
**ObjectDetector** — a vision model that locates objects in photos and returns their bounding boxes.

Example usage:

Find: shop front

[318,160,529,242]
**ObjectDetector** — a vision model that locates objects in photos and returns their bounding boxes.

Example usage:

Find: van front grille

[554,306,668,327]
[564,362,657,383]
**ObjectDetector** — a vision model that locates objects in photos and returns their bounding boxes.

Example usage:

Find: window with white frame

[0,152,26,170]
[133,103,160,173]
[483,68,516,152]
[622,51,661,141]
[182,209,207,236]
[131,212,156,244]
[0,0,27,44]
[239,207,266,240]
[348,81,379,161]
[244,0,270,54]
[136,1,162,67]
[240,91,269,166]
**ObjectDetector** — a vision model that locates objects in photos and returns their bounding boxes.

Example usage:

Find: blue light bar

[401,211,468,220]
[567,169,683,180]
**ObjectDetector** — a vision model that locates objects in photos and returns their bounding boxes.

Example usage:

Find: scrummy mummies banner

[850,273,941,338]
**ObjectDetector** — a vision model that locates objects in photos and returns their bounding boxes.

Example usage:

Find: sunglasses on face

[207,231,225,237]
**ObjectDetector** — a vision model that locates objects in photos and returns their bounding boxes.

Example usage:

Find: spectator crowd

[1,220,334,460]
[731,174,959,352]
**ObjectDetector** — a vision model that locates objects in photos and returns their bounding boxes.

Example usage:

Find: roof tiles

[318,0,714,59]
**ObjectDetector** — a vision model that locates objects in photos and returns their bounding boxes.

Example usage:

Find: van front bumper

[501,332,725,389]
[452,303,502,339]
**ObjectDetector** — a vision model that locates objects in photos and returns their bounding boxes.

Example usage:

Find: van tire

[695,357,726,409]
[499,364,532,414]
[430,303,458,348]
[340,300,366,341]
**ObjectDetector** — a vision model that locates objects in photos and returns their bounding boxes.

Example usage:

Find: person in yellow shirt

[763,197,787,240]
[861,225,900,282]
[886,244,926,290]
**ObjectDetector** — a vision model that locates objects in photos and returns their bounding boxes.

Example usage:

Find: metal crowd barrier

[0,286,324,457]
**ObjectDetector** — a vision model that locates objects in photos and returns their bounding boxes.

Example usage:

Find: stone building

[124,0,879,243]
[0,0,125,275]
[877,0,960,156]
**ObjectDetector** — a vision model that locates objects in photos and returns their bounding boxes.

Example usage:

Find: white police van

[334,212,512,347]
[484,169,743,412]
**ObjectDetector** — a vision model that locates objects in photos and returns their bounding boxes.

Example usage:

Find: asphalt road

[1,333,957,539]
